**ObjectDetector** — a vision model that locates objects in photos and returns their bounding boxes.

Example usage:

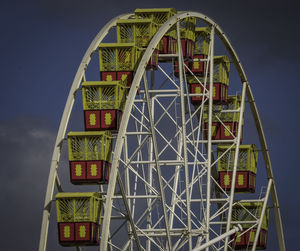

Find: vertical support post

[124,136,133,251]
[251,178,272,251]
[143,73,172,250]
[116,173,142,251]
[224,81,247,250]
[124,136,130,209]
[169,83,183,229]
[147,93,154,251]
[176,20,192,250]
[169,132,183,228]
[205,25,215,251]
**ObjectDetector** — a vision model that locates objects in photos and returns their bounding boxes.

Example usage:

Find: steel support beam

[98,11,285,251]
[40,10,286,251]
[192,225,242,251]
[143,73,172,250]
[176,20,193,251]
[224,82,247,250]
[252,179,273,250]
[205,26,215,251]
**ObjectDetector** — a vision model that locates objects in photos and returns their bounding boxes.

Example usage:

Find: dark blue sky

[1,1,299,250]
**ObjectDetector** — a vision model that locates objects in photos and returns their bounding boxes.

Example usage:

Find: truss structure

[39,11,286,251]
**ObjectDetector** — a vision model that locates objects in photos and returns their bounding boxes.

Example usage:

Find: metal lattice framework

[39,11,286,251]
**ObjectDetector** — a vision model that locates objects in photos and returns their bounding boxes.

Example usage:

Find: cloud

[0,117,56,250]
[1,1,298,249]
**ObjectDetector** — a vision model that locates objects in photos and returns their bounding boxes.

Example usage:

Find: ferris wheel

[39,9,286,251]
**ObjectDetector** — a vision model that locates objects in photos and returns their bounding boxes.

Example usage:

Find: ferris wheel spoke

[135,229,166,251]
[126,136,150,164]
[119,162,159,196]
[129,102,148,210]
[174,24,196,247]
[209,201,230,222]
[143,72,172,250]
[115,173,144,250]
[223,82,246,251]
[132,103,150,124]
[155,127,183,158]
[153,96,180,128]
[129,111,150,132]
[157,64,180,89]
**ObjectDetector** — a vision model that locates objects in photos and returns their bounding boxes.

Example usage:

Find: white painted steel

[205,26,215,251]
[192,225,243,251]
[99,11,285,249]
[224,82,247,250]
[40,10,286,251]
[252,179,273,251]
[145,93,154,251]
[176,21,192,251]
[143,73,172,250]
[116,173,143,250]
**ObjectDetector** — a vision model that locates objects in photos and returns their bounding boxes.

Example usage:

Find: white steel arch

[39,10,285,251]
[38,13,132,251]
[100,11,286,251]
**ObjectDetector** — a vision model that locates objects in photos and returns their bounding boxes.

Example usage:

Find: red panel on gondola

[58,222,75,244]
[84,110,101,131]
[70,160,111,184]
[219,171,256,193]
[191,54,207,75]
[160,36,176,54]
[220,122,239,140]
[117,71,134,87]
[86,161,103,181]
[174,60,189,76]
[74,222,100,245]
[204,122,221,140]
[169,37,176,54]
[147,49,159,69]
[181,39,188,58]
[101,71,117,81]
[235,171,248,190]
[160,36,169,54]
[100,109,122,131]
[190,83,227,105]
[204,122,242,141]
[246,228,267,249]
[232,229,267,249]
[70,161,86,182]
[180,39,194,58]
[58,222,100,246]
[232,231,247,248]
[75,222,91,241]
[190,83,206,104]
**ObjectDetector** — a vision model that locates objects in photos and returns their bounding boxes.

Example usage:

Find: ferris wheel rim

[38,13,132,251]
[100,11,285,251]
[38,10,286,251]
